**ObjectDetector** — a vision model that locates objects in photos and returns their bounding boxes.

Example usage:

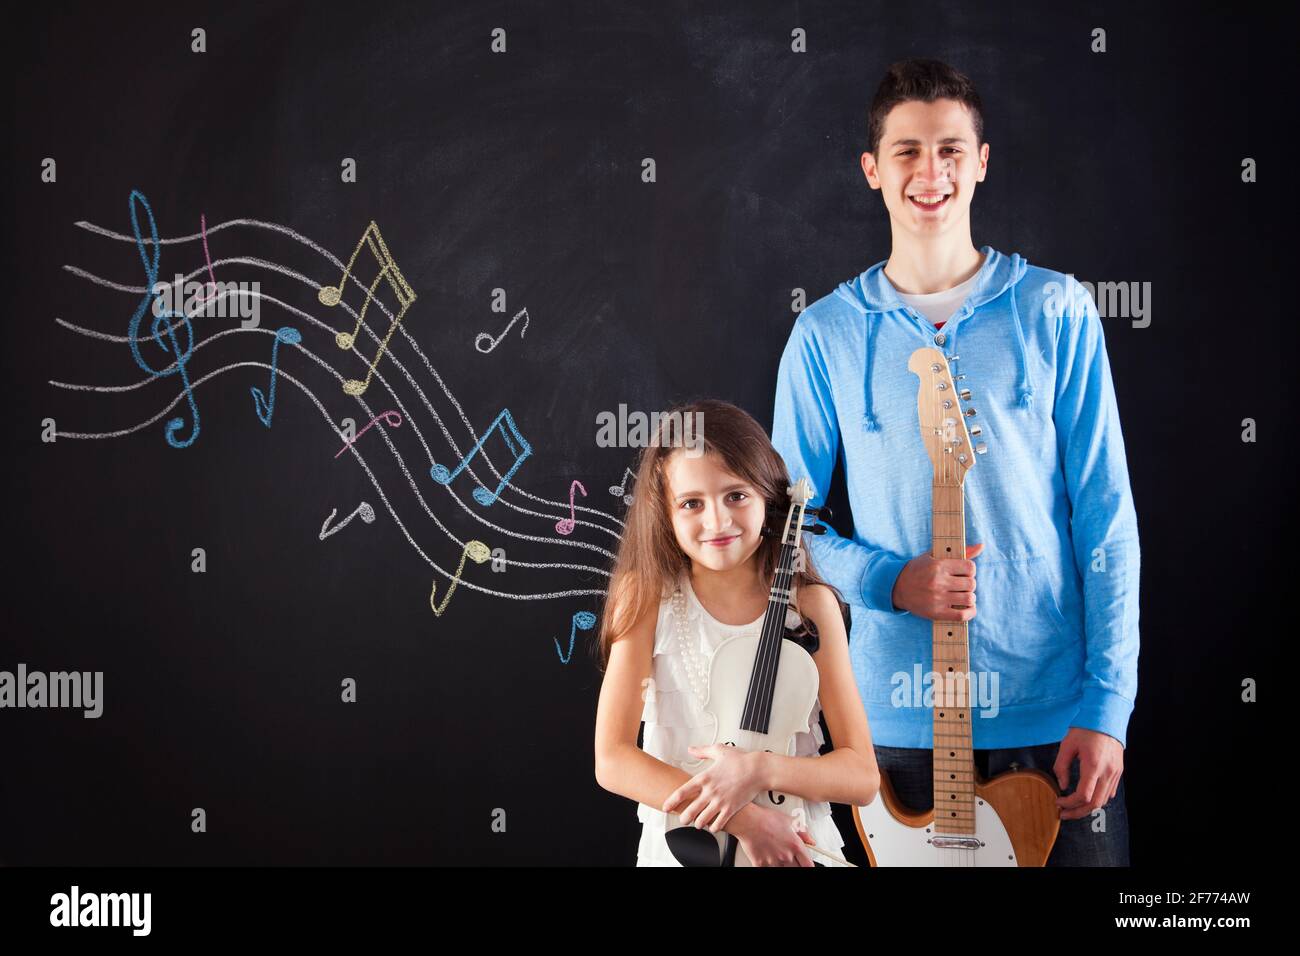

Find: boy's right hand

[891,543,983,621]
[728,804,816,867]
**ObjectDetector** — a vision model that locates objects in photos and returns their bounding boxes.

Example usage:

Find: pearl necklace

[670,584,710,705]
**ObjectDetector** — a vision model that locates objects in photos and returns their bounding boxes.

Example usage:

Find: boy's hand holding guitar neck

[891,541,984,622]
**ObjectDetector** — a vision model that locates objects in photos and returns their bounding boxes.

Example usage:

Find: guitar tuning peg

[975,442,988,455]
[964,407,978,418]
[948,354,960,363]
[958,388,972,401]
[954,374,966,381]
[969,424,983,437]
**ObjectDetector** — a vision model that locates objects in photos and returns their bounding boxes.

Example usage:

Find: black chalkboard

[3,0,1283,874]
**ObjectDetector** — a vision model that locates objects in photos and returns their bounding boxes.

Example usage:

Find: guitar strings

[938,357,975,865]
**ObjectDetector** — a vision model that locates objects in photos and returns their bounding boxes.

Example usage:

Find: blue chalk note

[251,326,303,427]
[554,610,597,665]
[430,407,531,506]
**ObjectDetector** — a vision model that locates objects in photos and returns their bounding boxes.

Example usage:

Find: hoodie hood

[832,245,1031,431]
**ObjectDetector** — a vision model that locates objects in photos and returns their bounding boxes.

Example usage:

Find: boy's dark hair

[867,58,985,157]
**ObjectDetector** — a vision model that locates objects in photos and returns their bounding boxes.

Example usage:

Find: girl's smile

[663,451,765,574]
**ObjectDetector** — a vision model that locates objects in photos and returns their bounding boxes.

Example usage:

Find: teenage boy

[771,58,1139,865]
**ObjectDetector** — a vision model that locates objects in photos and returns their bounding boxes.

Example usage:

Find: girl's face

[663,451,765,573]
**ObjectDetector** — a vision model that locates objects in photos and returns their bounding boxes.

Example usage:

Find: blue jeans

[872,742,1130,866]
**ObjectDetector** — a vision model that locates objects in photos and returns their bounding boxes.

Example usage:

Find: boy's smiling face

[860,97,989,240]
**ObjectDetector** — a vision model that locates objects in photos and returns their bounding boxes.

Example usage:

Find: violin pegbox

[787,478,815,507]
[779,479,816,554]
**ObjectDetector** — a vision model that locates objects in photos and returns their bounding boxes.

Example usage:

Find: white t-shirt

[635,571,848,866]
[895,269,980,329]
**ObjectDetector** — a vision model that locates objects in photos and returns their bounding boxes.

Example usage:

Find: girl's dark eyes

[681,492,748,510]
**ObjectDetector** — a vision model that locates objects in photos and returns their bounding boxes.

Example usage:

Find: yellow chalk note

[318,221,417,396]
[429,540,491,617]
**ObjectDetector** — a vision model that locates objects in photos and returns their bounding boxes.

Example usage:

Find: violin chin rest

[665,826,724,867]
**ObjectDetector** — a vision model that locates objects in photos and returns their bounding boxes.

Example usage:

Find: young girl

[593,399,879,866]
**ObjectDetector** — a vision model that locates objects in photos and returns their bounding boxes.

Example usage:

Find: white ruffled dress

[635,570,847,866]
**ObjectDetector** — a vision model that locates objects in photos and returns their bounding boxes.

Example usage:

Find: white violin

[664,478,836,867]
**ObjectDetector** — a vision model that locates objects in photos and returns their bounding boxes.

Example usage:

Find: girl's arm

[593,596,765,837]
[758,583,880,807]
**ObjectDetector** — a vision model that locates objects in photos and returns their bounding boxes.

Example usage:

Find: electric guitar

[850,347,1060,866]
[664,479,836,866]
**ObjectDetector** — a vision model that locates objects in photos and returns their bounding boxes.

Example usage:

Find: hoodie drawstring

[839,250,1032,433]
[861,315,880,432]
[1007,286,1035,409]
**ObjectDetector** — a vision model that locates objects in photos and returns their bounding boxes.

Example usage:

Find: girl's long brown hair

[592,398,845,670]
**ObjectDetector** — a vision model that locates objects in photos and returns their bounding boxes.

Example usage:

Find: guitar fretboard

[931,481,975,835]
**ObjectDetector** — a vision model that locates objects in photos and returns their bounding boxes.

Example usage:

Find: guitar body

[853,764,1060,866]
[666,631,820,867]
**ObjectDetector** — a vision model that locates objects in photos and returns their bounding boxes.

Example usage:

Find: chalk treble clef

[127,189,201,447]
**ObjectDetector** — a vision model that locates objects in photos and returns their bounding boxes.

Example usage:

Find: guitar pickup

[930,835,982,850]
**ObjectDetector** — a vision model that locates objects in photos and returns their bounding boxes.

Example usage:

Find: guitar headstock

[907,347,986,484]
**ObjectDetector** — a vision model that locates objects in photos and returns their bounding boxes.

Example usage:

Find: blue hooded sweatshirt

[771,245,1140,749]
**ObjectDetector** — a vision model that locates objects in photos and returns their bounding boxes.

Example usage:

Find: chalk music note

[555,611,597,665]
[335,410,402,459]
[429,408,531,507]
[319,501,376,540]
[555,480,587,535]
[198,212,220,303]
[430,540,492,617]
[608,467,636,506]
[127,189,201,447]
[251,326,303,426]
[317,221,416,397]
[475,307,529,354]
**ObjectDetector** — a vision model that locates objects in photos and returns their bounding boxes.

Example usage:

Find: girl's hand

[662,744,764,833]
[731,804,817,867]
